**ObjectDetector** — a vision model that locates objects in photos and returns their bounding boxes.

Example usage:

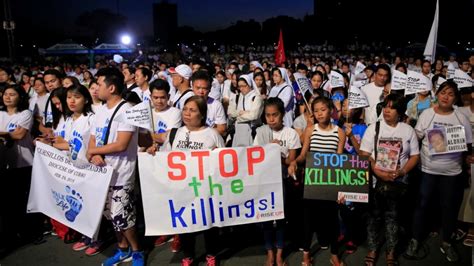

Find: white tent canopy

[44,40,89,55]
[92,43,134,54]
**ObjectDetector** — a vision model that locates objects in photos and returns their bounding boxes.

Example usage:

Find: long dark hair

[50,87,68,129]
[1,84,29,112]
[253,72,267,96]
[66,84,94,116]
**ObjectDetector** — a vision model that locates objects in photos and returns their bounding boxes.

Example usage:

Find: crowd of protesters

[0,49,472,266]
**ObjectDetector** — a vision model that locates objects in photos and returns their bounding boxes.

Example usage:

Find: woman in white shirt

[406,81,472,262]
[0,85,37,245]
[359,94,420,266]
[147,96,224,266]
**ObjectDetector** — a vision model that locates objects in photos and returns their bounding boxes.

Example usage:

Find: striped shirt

[310,124,339,153]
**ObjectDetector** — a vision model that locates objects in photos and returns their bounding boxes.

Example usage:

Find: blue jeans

[412,172,464,242]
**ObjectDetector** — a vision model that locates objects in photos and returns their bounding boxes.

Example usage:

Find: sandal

[364,253,377,266]
[386,258,399,266]
[463,234,474,247]
[329,257,344,266]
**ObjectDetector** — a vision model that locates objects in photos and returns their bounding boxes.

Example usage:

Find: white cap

[113,54,123,64]
[169,64,192,80]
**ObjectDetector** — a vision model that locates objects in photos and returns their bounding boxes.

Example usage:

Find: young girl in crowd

[288,96,346,266]
[254,97,301,266]
[36,87,78,242]
[87,80,102,113]
[253,72,268,97]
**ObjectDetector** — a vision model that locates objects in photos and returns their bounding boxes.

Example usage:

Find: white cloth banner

[405,70,432,95]
[27,142,112,239]
[391,70,407,91]
[138,144,284,235]
[348,86,369,109]
[293,73,312,95]
[116,100,153,130]
[330,70,345,88]
[453,69,474,89]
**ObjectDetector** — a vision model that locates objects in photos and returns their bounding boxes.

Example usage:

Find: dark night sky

[15,0,312,34]
[1,0,472,53]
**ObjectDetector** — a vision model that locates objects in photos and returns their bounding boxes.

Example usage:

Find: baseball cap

[169,64,192,80]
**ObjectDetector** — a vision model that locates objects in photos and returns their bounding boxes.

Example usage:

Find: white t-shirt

[415,108,472,176]
[206,97,226,127]
[29,93,49,118]
[152,106,182,134]
[91,103,102,114]
[64,113,95,162]
[132,86,151,102]
[360,120,420,183]
[54,116,66,138]
[161,126,224,151]
[254,126,301,159]
[361,82,384,125]
[0,110,35,168]
[293,114,307,131]
[91,101,138,186]
[172,89,194,110]
[209,79,223,102]
[458,106,473,148]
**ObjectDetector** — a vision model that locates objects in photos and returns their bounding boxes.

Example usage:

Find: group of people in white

[0,52,472,266]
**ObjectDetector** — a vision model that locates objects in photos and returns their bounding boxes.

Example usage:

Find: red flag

[274,29,286,66]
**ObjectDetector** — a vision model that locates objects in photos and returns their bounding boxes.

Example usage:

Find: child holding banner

[288,96,346,266]
[406,81,472,262]
[359,93,420,266]
[87,68,144,266]
[254,97,301,266]
[49,84,106,256]
[156,95,224,266]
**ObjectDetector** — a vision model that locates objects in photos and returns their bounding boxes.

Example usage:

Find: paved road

[1,230,472,265]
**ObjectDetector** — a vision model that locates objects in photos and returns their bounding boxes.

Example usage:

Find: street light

[121,35,131,45]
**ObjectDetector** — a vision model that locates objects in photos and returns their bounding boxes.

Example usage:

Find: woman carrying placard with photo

[405,81,472,263]
[359,93,420,266]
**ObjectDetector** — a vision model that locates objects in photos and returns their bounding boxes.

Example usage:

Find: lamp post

[3,0,15,61]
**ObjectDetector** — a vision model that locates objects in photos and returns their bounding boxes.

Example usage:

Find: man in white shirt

[170,64,194,110]
[191,70,227,136]
[361,64,390,125]
[87,67,144,265]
